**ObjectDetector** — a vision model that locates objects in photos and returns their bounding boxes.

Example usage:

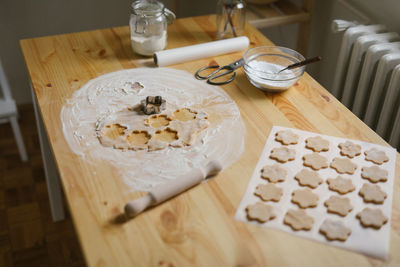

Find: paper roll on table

[154,36,250,67]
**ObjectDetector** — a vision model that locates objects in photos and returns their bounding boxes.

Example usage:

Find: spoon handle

[280,56,321,73]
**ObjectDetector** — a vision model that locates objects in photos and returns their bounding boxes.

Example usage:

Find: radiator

[331,21,400,150]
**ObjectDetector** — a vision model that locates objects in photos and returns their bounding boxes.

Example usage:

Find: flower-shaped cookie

[284,209,314,231]
[326,176,355,194]
[303,153,328,170]
[356,207,388,229]
[320,219,352,241]
[305,136,330,152]
[359,183,387,204]
[324,196,353,216]
[254,183,283,202]
[338,141,362,158]
[246,202,276,223]
[294,169,323,188]
[330,157,357,174]
[361,165,388,183]
[270,147,296,163]
[364,148,389,165]
[275,130,299,145]
[291,188,319,208]
[260,164,287,183]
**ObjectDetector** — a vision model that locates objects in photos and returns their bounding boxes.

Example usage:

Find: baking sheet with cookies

[235,126,397,259]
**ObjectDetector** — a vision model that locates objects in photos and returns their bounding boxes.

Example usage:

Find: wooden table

[20,15,399,266]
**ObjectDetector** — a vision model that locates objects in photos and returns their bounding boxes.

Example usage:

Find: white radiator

[331,21,400,150]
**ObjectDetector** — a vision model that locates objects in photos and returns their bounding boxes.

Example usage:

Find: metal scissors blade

[195,58,244,85]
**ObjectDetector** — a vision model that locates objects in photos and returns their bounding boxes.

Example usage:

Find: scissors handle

[195,58,244,85]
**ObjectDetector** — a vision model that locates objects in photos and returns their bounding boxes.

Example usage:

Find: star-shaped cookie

[326,176,355,194]
[303,153,328,170]
[359,183,387,204]
[270,147,296,163]
[291,188,319,208]
[254,183,283,202]
[324,196,353,216]
[361,165,388,183]
[330,157,357,174]
[338,141,362,158]
[246,202,276,223]
[320,219,352,241]
[305,136,330,152]
[275,130,299,145]
[364,148,389,165]
[356,207,388,229]
[294,169,323,188]
[260,164,287,183]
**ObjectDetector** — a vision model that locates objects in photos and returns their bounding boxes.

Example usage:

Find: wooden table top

[20,15,399,266]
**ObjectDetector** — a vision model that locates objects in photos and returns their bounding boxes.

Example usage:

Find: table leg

[31,85,65,222]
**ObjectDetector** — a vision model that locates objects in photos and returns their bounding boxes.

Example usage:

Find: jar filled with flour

[130,0,175,56]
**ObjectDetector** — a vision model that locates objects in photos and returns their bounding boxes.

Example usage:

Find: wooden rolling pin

[124,160,223,218]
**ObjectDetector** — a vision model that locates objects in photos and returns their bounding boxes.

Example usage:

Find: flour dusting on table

[60,68,245,191]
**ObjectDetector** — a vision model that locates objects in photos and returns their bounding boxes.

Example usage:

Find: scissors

[195,58,244,85]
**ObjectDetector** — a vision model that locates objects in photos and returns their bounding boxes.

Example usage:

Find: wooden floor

[0,104,86,267]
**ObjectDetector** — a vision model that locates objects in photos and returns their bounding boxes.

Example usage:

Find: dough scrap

[260,164,287,183]
[254,183,283,202]
[324,196,353,216]
[356,207,388,229]
[359,183,387,204]
[291,188,319,208]
[338,141,361,158]
[275,130,299,145]
[153,128,178,143]
[103,123,127,140]
[294,169,323,188]
[144,114,171,128]
[326,176,355,194]
[320,219,352,241]
[303,153,328,170]
[305,136,330,152]
[246,202,276,223]
[361,165,388,183]
[364,148,389,165]
[284,209,314,231]
[330,157,357,174]
[173,108,197,122]
[270,147,296,163]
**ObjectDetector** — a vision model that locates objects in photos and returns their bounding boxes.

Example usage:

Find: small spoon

[278,56,322,73]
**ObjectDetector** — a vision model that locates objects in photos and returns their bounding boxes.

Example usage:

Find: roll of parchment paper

[154,36,250,67]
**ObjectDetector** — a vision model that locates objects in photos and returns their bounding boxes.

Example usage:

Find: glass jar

[216,0,246,39]
[129,0,175,56]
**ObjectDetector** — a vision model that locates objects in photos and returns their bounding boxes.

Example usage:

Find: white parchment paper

[235,126,397,259]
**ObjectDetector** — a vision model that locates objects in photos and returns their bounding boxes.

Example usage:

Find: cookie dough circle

[60,68,246,191]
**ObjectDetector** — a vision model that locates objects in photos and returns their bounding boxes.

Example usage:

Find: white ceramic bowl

[243,46,305,92]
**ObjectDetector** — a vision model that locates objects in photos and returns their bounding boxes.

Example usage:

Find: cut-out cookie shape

[153,128,178,143]
[260,164,287,183]
[275,130,299,145]
[284,209,314,231]
[291,188,319,208]
[103,123,127,140]
[324,196,353,216]
[173,108,197,122]
[356,207,388,229]
[359,183,387,204]
[361,165,388,183]
[126,130,151,148]
[254,183,283,202]
[305,136,330,152]
[326,176,355,194]
[270,147,296,163]
[246,202,276,223]
[364,148,389,165]
[144,114,171,128]
[303,153,328,170]
[320,219,351,241]
[330,157,357,174]
[338,141,361,158]
[294,169,322,188]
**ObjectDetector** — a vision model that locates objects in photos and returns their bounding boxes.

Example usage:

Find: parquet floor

[0,104,86,267]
